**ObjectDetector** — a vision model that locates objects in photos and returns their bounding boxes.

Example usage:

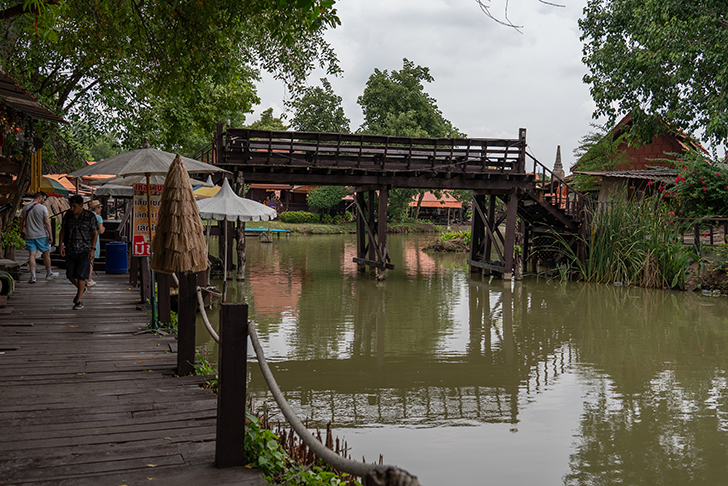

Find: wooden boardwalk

[0,255,263,485]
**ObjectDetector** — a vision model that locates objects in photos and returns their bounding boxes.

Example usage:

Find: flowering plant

[658,151,728,217]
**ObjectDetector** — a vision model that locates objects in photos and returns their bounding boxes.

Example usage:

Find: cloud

[253,0,594,171]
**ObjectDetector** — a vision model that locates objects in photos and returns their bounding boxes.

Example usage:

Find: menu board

[132,183,163,256]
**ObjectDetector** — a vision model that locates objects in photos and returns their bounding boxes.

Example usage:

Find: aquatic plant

[558,194,690,289]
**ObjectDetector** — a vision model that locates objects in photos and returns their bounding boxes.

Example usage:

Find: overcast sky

[251,0,599,173]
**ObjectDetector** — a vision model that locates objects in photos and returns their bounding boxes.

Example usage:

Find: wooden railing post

[216,302,249,468]
[157,272,172,326]
[176,271,197,376]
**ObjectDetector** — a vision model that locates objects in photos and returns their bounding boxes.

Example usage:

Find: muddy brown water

[198,233,728,485]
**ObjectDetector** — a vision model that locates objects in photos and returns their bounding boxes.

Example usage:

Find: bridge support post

[468,190,521,279]
[501,190,519,280]
[353,186,393,277]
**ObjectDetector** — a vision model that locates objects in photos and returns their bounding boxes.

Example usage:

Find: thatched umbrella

[151,155,208,275]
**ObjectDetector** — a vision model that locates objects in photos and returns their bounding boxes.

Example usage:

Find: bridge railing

[199,128,528,175]
[525,152,591,223]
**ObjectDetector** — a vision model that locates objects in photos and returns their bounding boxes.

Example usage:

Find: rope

[248,322,420,484]
[191,288,421,485]
[195,287,220,344]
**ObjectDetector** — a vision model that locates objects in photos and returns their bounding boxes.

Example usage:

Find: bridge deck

[203,128,532,190]
[0,254,263,486]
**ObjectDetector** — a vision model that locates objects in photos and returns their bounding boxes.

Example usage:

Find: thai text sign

[132,183,163,256]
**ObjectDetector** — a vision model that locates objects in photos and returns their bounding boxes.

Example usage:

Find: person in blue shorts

[19,191,59,283]
[58,195,98,310]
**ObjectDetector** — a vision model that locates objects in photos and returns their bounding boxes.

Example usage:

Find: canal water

[198,233,728,485]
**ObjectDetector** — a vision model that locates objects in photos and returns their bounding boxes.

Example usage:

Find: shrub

[321,214,332,224]
[279,211,321,224]
[343,210,353,222]
[332,215,342,225]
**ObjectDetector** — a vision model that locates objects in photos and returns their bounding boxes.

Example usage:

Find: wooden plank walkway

[0,254,263,485]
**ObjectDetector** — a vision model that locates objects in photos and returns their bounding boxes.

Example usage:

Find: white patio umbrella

[69,142,228,328]
[197,178,277,300]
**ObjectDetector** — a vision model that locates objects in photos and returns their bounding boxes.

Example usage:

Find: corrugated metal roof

[574,169,677,181]
[0,70,67,124]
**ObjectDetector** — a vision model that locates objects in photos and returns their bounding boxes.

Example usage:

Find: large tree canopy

[288,78,350,133]
[357,58,464,139]
[580,0,728,145]
[0,0,340,163]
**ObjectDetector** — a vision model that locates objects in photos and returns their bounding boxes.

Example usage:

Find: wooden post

[140,256,152,304]
[367,189,376,267]
[502,190,519,280]
[377,186,388,280]
[469,194,485,274]
[235,170,246,281]
[176,271,197,376]
[216,302,249,468]
[157,272,172,326]
[129,256,139,286]
[485,195,496,270]
[356,192,367,273]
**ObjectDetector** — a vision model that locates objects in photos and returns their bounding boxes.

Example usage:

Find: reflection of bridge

[196,126,589,278]
[246,280,577,427]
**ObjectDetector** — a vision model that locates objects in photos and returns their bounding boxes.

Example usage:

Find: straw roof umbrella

[151,155,208,274]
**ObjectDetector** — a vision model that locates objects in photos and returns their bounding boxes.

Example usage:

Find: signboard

[132,183,163,256]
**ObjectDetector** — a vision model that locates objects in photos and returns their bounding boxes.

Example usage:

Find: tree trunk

[413,191,425,220]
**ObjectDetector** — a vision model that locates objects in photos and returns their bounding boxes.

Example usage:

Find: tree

[288,78,350,133]
[580,0,728,145]
[246,108,288,131]
[357,58,465,221]
[0,0,340,164]
[571,123,631,191]
[358,58,464,138]
[307,186,348,216]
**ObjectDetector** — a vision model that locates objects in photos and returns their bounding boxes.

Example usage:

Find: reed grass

[558,195,690,289]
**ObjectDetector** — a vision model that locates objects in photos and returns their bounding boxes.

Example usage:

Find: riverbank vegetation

[263,217,440,235]
[192,352,361,485]
[561,196,689,289]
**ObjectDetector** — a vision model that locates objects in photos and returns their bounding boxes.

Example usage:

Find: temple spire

[553,145,565,180]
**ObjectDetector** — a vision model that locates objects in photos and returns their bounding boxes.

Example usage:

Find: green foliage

[357,58,465,138]
[580,0,728,144]
[2,219,25,249]
[279,211,321,224]
[288,78,350,133]
[387,188,419,223]
[558,193,689,289]
[571,123,632,191]
[321,214,332,224]
[245,410,360,485]
[332,215,342,225]
[1,0,339,162]
[657,151,728,218]
[192,351,218,392]
[439,229,471,246]
[307,186,347,214]
[342,211,353,222]
[247,108,289,131]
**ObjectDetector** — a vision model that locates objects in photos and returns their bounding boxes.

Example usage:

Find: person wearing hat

[87,200,105,287]
[58,195,98,310]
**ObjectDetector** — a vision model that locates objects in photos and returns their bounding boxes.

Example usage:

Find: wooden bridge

[197,124,589,278]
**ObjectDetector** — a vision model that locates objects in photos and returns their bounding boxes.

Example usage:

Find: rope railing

[193,287,421,485]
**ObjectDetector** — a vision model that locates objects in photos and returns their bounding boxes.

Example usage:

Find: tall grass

[560,195,690,289]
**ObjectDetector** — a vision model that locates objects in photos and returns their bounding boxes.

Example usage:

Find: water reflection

[199,234,728,484]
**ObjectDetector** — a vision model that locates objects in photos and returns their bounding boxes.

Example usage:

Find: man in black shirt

[58,195,98,310]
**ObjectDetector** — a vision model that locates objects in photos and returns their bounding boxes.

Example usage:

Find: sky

[251,0,599,173]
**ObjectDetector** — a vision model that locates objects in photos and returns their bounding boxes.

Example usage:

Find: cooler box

[105,242,128,274]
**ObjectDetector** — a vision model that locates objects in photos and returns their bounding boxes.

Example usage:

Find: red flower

[647,180,654,186]
[703,187,707,191]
